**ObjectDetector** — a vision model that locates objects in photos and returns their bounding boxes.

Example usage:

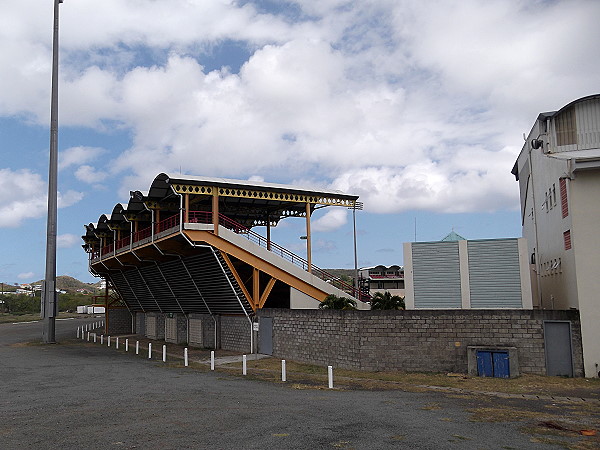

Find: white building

[403,237,532,310]
[358,265,405,297]
[512,94,600,378]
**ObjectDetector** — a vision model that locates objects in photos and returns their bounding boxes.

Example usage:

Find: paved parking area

[0,320,582,449]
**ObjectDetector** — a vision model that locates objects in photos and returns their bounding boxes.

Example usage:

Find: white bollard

[184,348,188,367]
[211,351,215,371]
[328,366,334,389]
[108,336,111,347]
[93,333,97,343]
[125,339,129,352]
[148,343,152,359]
[136,341,139,355]
[100,335,104,345]
[85,324,88,332]
[87,332,90,342]
[116,337,119,350]
[162,345,167,362]
[243,355,247,376]
[77,327,80,338]
[282,360,287,382]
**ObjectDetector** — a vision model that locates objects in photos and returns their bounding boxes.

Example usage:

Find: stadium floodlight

[42,0,63,343]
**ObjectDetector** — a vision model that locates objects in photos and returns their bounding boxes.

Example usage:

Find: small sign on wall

[253,322,259,331]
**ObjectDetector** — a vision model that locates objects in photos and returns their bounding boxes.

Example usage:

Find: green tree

[1,294,38,314]
[318,294,357,310]
[370,291,405,310]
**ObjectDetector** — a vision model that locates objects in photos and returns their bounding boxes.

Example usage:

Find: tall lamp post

[42,0,63,344]
[349,201,363,298]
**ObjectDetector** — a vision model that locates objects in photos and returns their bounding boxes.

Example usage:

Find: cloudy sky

[1,0,598,283]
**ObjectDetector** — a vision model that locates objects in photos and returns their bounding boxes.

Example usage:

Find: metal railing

[96,210,366,300]
[188,211,364,299]
[156,214,179,233]
[115,236,130,251]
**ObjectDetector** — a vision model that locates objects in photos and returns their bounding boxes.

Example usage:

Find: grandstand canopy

[82,172,359,253]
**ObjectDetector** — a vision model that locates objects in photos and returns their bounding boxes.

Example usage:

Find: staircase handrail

[188,210,365,300]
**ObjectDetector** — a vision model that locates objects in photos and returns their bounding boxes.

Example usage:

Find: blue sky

[1,0,599,283]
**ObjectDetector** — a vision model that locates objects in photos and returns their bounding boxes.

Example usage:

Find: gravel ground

[0,320,594,449]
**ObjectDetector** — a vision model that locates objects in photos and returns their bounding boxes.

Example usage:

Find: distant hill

[31,275,102,294]
[0,283,17,292]
[324,269,355,280]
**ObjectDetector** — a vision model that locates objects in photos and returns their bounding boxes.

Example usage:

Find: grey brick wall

[221,315,251,352]
[107,308,132,334]
[165,314,188,344]
[188,314,218,349]
[258,309,584,376]
[135,312,145,335]
[145,312,165,340]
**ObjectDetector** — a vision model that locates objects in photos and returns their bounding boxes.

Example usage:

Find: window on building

[555,107,577,146]
[559,178,569,218]
[563,230,571,250]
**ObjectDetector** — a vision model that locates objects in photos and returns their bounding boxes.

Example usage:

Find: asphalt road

[0,319,562,449]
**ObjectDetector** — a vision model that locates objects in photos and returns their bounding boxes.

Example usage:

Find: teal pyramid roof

[441,231,466,241]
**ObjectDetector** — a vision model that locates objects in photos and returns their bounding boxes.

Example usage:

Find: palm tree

[318,294,357,310]
[370,291,405,310]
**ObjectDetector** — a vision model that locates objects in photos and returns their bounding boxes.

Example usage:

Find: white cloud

[0,169,48,228]
[75,165,108,184]
[17,272,34,280]
[0,168,84,228]
[57,234,79,249]
[312,209,348,232]
[1,0,599,216]
[58,190,85,208]
[59,146,105,170]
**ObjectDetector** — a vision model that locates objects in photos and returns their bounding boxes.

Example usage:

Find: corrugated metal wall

[574,98,600,150]
[553,97,600,151]
[467,240,522,308]
[412,242,462,308]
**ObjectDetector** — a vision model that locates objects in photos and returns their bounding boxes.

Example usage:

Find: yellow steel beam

[259,277,277,308]
[220,252,253,308]
[253,268,260,310]
[184,229,328,302]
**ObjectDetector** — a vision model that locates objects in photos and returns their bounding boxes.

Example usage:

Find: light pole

[349,201,363,298]
[42,0,63,344]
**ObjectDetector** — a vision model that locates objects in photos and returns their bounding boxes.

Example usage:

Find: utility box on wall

[476,350,510,378]
[467,346,520,378]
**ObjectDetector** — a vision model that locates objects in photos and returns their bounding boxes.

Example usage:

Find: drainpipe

[208,245,254,354]
[163,210,221,349]
[528,132,543,309]
[151,209,155,242]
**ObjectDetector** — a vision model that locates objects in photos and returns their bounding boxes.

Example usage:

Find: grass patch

[221,356,600,399]
[0,312,82,324]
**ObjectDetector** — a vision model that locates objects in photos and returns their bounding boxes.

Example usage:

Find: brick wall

[188,314,218,349]
[221,315,251,352]
[135,312,145,335]
[107,308,132,334]
[145,312,165,340]
[165,314,188,344]
[257,309,584,376]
